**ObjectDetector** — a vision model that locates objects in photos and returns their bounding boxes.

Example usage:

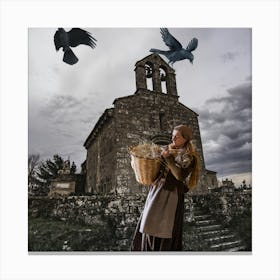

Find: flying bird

[54,28,97,65]
[150,28,198,66]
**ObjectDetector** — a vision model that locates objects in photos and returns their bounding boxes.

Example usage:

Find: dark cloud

[245,75,252,81]
[221,51,239,63]
[40,93,107,126]
[41,95,82,117]
[29,93,109,169]
[195,80,252,177]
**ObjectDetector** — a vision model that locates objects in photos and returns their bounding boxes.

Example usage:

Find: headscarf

[174,125,193,142]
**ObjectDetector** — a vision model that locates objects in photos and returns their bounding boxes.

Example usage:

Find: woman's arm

[164,155,193,181]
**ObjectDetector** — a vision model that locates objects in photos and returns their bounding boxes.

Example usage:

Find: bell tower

[134,54,178,96]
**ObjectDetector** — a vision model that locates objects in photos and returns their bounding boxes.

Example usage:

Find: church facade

[83,54,217,194]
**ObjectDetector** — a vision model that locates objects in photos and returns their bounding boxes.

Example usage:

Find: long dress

[131,150,194,251]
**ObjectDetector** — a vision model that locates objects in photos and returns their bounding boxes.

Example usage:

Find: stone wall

[85,114,116,193]
[29,193,149,251]
[28,190,251,251]
[113,92,204,194]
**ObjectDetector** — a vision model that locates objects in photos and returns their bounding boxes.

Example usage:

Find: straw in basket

[128,143,163,186]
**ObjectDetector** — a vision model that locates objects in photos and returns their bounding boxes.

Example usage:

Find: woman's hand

[161,144,175,158]
[169,143,176,149]
[161,149,170,158]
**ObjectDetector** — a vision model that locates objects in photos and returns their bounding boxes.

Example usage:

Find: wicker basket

[129,144,162,186]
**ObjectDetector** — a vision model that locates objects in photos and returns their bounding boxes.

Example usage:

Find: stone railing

[194,189,252,223]
[28,190,251,251]
[29,193,194,251]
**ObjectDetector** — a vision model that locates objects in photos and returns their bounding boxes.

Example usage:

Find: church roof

[83,108,114,148]
[135,53,175,73]
[205,169,217,174]
[177,101,199,116]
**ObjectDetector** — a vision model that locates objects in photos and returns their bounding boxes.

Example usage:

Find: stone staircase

[185,203,247,252]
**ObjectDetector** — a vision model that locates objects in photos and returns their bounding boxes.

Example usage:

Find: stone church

[83,54,218,194]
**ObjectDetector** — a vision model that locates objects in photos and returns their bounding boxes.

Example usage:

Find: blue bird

[150,28,198,66]
[54,28,97,65]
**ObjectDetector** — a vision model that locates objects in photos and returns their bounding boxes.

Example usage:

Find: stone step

[77,229,92,232]
[193,206,207,211]
[197,224,223,232]
[197,229,230,237]
[195,219,216,226]
[193,210,209,216]
[204,234,236,244]
[209,240,243,250]
[194,214,212,221]
[224,245,247,252]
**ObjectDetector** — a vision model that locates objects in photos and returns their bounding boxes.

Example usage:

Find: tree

[36,155,76,188]
[28,154,40,187]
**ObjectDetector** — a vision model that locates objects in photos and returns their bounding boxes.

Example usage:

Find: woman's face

[172,130,187,148]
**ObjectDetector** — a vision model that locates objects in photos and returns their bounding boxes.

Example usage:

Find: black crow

[54,28,97,65]
[150,28,198,66]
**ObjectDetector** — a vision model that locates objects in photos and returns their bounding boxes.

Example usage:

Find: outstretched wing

[186,37,198,52]
[68,28,97,48]
[54,29,63,51]
[160,28,182,51]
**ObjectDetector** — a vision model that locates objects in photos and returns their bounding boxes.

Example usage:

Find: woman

[131,125,199,251]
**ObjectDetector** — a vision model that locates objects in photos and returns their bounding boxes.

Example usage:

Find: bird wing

[68,28,97,48]
[160,28,182,51]
[54,29,63,51]
[186,37,198,52]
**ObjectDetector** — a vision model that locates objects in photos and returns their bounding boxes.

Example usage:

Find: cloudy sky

[29,28,251,186]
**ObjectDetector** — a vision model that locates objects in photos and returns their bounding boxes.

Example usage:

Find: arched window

[145,62,153,91]
[159,66,167,94]
[151,133,171,146]
[159,112,167,131]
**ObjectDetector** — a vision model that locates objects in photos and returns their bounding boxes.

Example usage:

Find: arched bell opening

[159,66,167,94]
[145,62,153,91]
[134,54,178,96]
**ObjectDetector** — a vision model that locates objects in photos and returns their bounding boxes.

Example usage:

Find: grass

[28,215,118,251]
